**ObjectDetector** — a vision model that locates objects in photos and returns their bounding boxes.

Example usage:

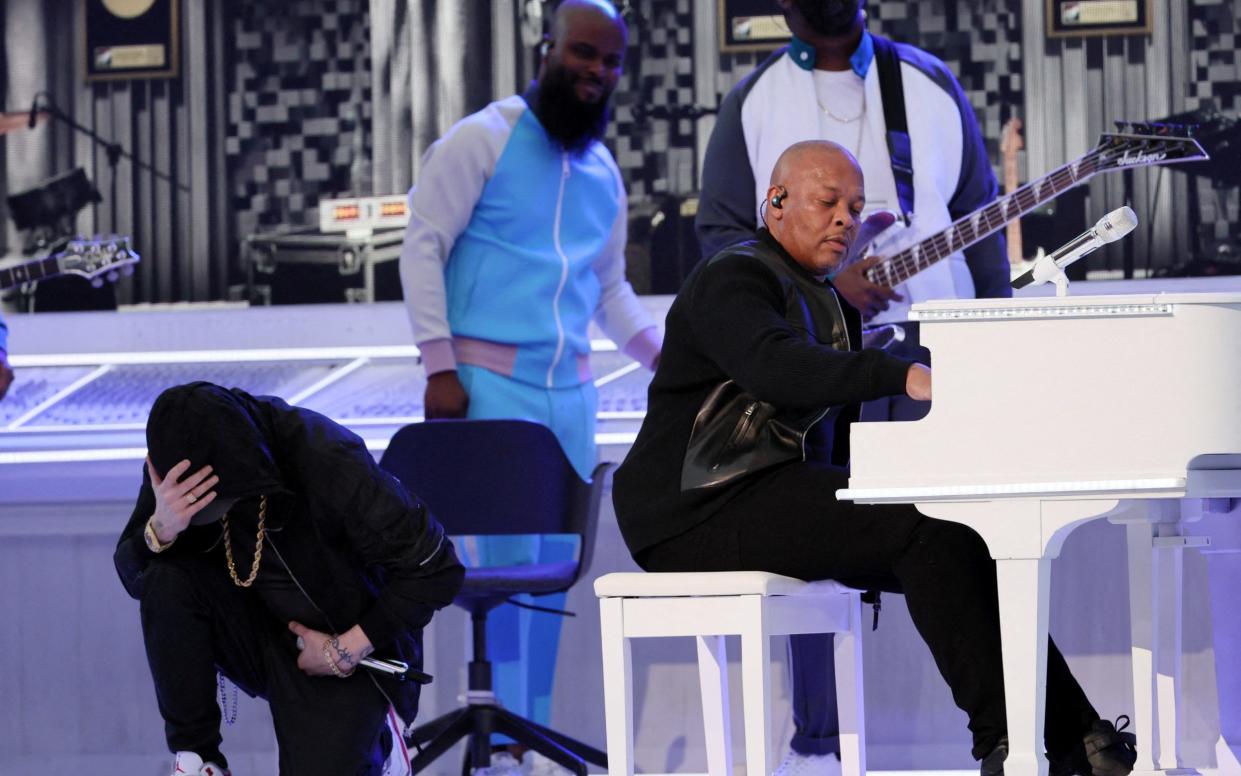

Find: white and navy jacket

[399,94,655,389]
[695,32,1010,323]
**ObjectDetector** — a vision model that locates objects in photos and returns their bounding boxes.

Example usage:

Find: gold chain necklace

[222,495,267,588]
[819,95,865,123]
[816,82,866,158]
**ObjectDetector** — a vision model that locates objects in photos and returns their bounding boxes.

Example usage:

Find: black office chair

[379,419,613,776]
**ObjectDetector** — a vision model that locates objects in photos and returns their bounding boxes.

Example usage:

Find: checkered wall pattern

[225,0,372,241]
[1189,0,1241,246]
[607,0,700,199]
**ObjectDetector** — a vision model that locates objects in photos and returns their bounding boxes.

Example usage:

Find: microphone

[1012,206,1138,289]
[28,95,39,129]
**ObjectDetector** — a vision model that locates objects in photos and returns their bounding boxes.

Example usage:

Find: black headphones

[770,187,787,209]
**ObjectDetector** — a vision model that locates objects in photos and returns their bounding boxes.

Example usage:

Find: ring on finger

[186,492,198,504]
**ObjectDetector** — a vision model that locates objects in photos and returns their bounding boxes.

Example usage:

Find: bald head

[550,0,625,43]
[766,140,866,275]
[769,140,860,191]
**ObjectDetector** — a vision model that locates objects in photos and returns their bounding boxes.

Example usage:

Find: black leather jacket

[115,383,464,721]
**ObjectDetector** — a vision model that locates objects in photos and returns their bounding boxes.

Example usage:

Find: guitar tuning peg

[121,264,135,277]
[90,277,105,289]
[106,271,119,283]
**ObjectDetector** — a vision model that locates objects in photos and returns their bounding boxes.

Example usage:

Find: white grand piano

[840,291,1241,776]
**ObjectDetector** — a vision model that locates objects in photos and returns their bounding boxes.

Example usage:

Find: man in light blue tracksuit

[398,0,659,766]
[695,1,1011,774]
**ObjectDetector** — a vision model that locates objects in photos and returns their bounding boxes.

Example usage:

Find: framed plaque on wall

[719,0,791,53]
[83,0,179,81]
[1046,0,1152,38]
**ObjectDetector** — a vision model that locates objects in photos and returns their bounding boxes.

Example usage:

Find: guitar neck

[0,256,61,291]
[872,150,1104,288]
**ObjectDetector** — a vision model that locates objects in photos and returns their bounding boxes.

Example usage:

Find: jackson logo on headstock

[1117,149,1168,166]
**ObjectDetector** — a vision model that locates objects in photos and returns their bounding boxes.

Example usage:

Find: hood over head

[146,382,287,514]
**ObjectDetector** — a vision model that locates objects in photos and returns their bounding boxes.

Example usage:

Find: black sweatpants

[139,552,393,775]
[638,461,1099,760]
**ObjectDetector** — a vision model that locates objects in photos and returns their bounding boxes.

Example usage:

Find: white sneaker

[170,751,231,776]
[524,750,576,776]
[772,751,842,776]
[472,751,525,776]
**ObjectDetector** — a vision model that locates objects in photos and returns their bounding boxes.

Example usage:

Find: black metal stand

[407,607,607,776]
[30,91,188,233]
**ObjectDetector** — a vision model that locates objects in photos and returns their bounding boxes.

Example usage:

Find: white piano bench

[594,571,867,776]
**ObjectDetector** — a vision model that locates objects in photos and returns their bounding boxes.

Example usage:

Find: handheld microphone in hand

[359,657,433,684]
[27,96,40,129]
[1011,206,1138,289]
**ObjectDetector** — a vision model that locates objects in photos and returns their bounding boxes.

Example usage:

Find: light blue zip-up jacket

[400,94,654,390]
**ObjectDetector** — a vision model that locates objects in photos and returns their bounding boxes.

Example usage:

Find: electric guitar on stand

[0,236,139,291]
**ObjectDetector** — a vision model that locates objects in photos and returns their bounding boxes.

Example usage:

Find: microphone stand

[31,91,190,235]
[1023,252,1072,297]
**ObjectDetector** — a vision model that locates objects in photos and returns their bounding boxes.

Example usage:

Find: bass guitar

[865,122,1207,290]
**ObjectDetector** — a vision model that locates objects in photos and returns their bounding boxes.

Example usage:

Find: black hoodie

[115,382,465,720]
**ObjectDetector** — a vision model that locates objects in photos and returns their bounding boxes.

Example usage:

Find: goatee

[533,66,612,155]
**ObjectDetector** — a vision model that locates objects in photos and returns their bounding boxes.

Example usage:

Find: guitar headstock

[1095,121,1209,172]
[54,235,140,287]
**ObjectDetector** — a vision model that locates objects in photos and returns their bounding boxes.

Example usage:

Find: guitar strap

[872,36,915,222]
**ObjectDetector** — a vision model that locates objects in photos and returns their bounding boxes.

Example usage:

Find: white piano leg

[1121,502,1202,776]
[1125,518,1160,774]
[995,557,1052,776]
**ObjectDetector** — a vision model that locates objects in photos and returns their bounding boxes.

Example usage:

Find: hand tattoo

[330,636,355,668]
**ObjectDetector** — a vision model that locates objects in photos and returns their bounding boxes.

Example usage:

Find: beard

[534,63,613,155]
[793,0,862,37]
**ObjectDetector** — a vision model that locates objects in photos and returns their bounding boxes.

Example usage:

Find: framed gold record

[1046,0,1153,38]
[719,0,791,53]
[83,0,179,81]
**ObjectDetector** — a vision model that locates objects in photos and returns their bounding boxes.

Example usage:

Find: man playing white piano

[612,140,1135,776]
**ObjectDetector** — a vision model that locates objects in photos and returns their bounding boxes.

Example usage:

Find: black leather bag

[679,243,853,492]
[680,380,832,491]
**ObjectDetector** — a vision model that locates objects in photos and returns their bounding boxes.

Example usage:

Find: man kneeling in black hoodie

[115,382,465,776]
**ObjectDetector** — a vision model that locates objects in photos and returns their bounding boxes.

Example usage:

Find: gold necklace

[222,495,266,588]
[819,98,864,123]
[816,84,866,158]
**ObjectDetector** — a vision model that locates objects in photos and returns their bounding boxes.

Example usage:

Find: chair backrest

[379,419,614,580]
